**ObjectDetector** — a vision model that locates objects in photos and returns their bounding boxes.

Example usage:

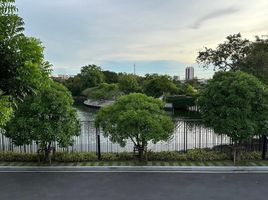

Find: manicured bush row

[0,150,264,162]
[0,152,37,162]
[147,149,228,161]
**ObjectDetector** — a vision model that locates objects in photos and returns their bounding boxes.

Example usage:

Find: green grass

[1,160,268,167]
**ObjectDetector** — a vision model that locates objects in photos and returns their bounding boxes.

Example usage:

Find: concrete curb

[1,166,268,173]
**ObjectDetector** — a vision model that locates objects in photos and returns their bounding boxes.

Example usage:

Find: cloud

[16,0,268,78]
[189,7,240,29]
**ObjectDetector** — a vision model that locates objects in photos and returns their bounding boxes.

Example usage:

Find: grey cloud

[189,7,240,29]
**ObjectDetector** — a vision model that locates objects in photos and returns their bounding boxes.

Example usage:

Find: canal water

[72,104,230,153]
[0,104,230,153]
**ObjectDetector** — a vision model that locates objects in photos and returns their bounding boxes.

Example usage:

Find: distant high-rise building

[185,67,194,80]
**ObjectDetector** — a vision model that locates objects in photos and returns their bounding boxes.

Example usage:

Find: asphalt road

[0,172,267,200]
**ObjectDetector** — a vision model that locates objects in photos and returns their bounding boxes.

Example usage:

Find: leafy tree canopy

[144,75,179,98]
[95,93,174,160]
[197,33,251,71]
[103,70,119,84]
[198,71,268,142]
[118,73,141,94]
[240,36,268,85]
[4,81,80,152]
[82,83,122,100]
[0,0,51,126]
[63,75,83,96]
[0,0,51,100]
[0,90,13,127]
[80,65,104,89]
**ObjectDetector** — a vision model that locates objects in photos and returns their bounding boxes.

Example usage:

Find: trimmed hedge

[147,149,228,161]
[0,150,264,162]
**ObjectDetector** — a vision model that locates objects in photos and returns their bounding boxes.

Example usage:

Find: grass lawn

[1,160,268,167]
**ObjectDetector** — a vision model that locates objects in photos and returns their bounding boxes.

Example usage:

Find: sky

[17,0,268,79]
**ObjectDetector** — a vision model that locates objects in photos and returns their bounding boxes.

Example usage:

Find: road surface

[0,172,267,200]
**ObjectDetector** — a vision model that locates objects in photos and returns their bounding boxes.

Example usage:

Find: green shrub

[101,153,118,161]
[0,149,263,162]
[147,151,187,161]
[186,149,228,161]
[117,152,134,160]
[240,151,261,160]
[0,152,37,162]
[166,95,196,109]
[54,152,97,162]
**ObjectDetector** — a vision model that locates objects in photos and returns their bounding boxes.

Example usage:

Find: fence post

[96,128,101,160]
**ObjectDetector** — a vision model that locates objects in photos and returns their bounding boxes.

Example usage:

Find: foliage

[0,0,50,127]
[118,74,141,94]
[197,33,251,71]
[0,150,264,162]
[0,151,38,162]
[0,91,13,126]
[82,83,122,100]
[54,152,98,162]
[103,70,119,83]
[198,71,268,143]
[147,150,228,161]
[95,93,174,160]
[166,95,197,109]
[182,84,198,96]
[4,81,80,151]
[143,75,179,98]
[147,151,187,161]
[63,75,83,96]
[185,149,228,161]
[240,36,268,85]
[0,0,50,101]
[80,65,104,89]
[240,151,261,160]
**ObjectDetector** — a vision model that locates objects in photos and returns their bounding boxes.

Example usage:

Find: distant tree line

[54,65,200,100]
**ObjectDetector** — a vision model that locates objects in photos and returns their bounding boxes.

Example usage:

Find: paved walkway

[2,166,268,173]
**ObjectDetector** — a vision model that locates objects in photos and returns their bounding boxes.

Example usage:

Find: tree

[118,74,141,94]
[241,36,268,159]
[0,0,50,128]
[182,84,198,96]
[103,70,119,84]
[197,33,268,159]
[0,91,13,126]
[198,71,268,164]
[82,83,122,100]
[240,36,268,85]
[0,0,50,100]
[4,81,80,162]
[143,75,179,98]
[80,65,104,89]
[95,93,174,161]
[64,75,83,96]
[197,33,251,71]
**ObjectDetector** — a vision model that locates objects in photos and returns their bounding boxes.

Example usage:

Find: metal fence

[0,120,263,153]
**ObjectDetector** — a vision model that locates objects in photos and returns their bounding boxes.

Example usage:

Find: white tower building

[185,67,194,80]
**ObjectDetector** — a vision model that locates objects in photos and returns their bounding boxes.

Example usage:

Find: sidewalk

[1,160,268,173]
[1,160,268,167]
[1,165,268,173]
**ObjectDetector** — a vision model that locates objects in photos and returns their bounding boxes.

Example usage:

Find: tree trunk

[44,142,52,164]
[262,135,267,160]
[233,142,241,165]
[137,145,144,162]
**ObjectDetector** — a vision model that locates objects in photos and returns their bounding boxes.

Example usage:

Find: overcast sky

[17,0,268,78]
